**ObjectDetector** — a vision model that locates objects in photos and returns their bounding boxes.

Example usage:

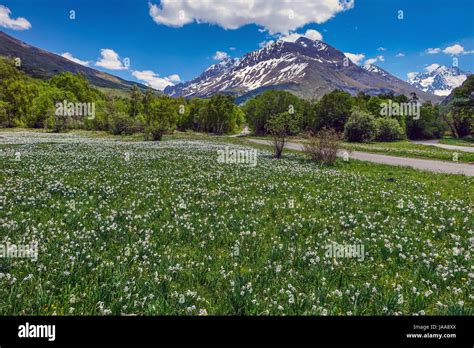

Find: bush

[266,111,301,158]
[303,128,341,165]
[110,112,137,135]
[374,117,405,141]
[144,124,165,141]
[343,109,376,142]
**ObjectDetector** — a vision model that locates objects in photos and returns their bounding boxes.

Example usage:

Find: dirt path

[411,139,474,153]
[248,139,474,176]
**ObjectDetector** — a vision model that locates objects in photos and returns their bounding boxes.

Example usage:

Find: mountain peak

[408,64,470,96]
[362,64,388,77]
[165,37,440,103]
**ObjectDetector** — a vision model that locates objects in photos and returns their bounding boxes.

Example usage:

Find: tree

[2,78,38,127]
[243,90,305,134]
[49,72,102,103]
[343,109,376,142]
[366,96,382,116]
[0,101,8,127]
[266,111,300,158]
[197,94,243,134]
[313,90,353,132]
[440,75,474,138]
[129,85,143,119]
[374,117,405,141]
[31,86,73,129]
[406,102,445,140]
[144,96,178,141]
[142,88,155,124]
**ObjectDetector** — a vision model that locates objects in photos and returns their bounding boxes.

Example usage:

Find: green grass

[0,130,472,315]
[340,141,474,163]
[248,136,474,163]
[439,136,474,147]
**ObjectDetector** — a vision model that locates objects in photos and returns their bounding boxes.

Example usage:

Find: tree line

[0,57,472,142]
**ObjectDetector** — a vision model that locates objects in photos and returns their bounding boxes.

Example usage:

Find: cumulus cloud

[364,55,384,65]
[95,49,128,70]
[344,52,365,65]
[213,51,229,61]
[132,70,181,91]
[0,5,31,30]
[61,52,90,67]
[377,47,386,51]
[442,44,473,56]
[149,0,354,34]
[259,29,323,48]
[396,53,405,57]
[166,74,181,82]
[425,47,440,54]
[279,29,323,42]
[424,63,441,73]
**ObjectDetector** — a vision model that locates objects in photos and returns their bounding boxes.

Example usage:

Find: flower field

[0,131,472,315]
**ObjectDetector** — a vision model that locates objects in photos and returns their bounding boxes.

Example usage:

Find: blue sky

[1,0,473,90]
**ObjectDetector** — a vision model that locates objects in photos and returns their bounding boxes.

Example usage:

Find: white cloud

[442,44,473,56]
[149,0,354,34]
[344,52,365,65]
[95,49,128,70]
[0,5,31,30]
[61,52,90,67]
[213,51,229,61]
[166,74,181,82]
[424,63,440,73]
[425,47,440,54]
[132,70,181,91]
[259,28,323,48]
[364,55,384,65]
[279,29,323,43]
[377,47,386,51]
[407,72,418,80]
[396,53,405,57]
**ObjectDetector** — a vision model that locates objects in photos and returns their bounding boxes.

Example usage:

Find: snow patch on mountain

[165,36,441,102]
[407,65,470,96]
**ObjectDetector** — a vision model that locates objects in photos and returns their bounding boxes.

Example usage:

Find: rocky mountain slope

[165,37,440,102]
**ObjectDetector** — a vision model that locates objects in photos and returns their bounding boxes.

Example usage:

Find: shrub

[374,117,405,141]
[266,111,301,158]
[110,112,137,135]
[343,109,376,142]
[303,128,341,165]
[144,124,165,141]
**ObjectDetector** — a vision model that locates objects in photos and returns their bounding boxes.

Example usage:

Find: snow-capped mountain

[407,64,471,96]
[165,37,440,102]
[362,64,389,77]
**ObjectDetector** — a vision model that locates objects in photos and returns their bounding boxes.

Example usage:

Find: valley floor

[0,130,472,315]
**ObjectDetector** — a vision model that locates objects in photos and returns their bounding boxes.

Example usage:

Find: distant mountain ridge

[165,37,441,103]
[0,31,147,91]
[408,64,471,97]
